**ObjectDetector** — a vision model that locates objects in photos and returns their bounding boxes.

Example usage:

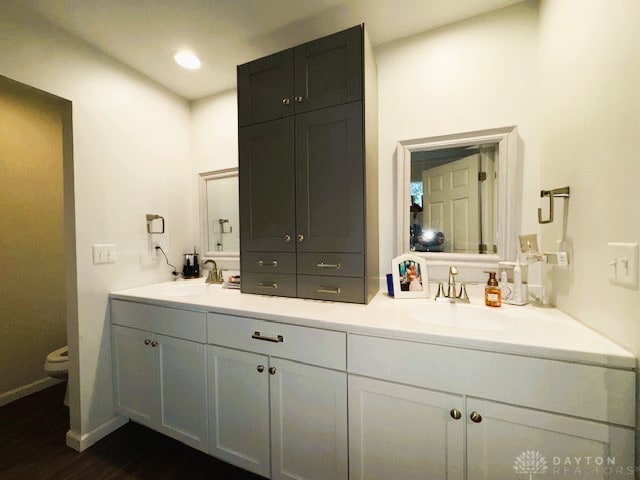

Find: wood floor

[0,383,263,479]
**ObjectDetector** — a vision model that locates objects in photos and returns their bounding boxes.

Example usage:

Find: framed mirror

[396,126,518,268]
[199,168,239,258]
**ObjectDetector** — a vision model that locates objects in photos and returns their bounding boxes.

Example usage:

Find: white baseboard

[66,415,129,452]
[0,377,63,407]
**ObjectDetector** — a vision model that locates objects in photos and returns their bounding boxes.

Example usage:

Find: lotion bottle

[484,271,501,307]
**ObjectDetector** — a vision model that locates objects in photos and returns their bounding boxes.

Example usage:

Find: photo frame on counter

[391,254,429,299]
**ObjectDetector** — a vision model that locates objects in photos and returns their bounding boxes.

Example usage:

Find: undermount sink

[405,302,510,331]
[163,283,209,297]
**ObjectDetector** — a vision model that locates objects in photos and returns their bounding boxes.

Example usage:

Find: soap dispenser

[484,271,501,307]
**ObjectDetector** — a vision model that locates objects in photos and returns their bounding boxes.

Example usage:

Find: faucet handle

[434,282,445,300]
[457,283,470,302]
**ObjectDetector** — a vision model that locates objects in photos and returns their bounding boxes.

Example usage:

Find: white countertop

[110,279,635,369]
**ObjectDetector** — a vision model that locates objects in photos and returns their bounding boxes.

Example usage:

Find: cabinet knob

[268,367,277,375]
[470,411,483,423]
[144,339,151,345]
[151,341,158,348]
[257,365,265,373]
[284,234,292,243]
[294,96,304,103]
[282,98,291,105]
[296,234,304,243]
[450,408,462,420]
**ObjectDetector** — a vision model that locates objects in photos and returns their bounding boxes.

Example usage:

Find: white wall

[190,90,240,269]
[0,2,194,442]
[538,2,640,356]
[376,1,540,281]
[190,3,541,283]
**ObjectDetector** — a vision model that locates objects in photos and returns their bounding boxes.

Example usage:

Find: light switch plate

[93,244,116,264]
[608,242,638,288]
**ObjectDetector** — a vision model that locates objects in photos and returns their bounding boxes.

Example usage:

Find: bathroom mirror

[199,168,239,258]
[396,126,518,267]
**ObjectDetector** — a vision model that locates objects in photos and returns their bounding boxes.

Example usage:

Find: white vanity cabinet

[207,313,348,480]
[348,334,636,480]
[111,300,208,453]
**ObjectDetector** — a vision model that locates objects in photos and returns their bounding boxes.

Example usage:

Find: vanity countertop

[110,279,635,369]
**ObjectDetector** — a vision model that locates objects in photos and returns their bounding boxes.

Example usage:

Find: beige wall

[538,0,640,354]
[0,77,67,397]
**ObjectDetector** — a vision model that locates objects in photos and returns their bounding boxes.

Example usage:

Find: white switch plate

[93,244,116,264]
[608,242,638,288]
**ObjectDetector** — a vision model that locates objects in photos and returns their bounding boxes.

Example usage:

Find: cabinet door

[467,398,635,480]
[349,375,464,480]
[112,325,157,427]
[294,25,362,114]
[156,334,208,452]
[270,358,348,480]
[295,102,364,253]
[207,346,270,478]
[239,117,296,254]
[238,49,294,126]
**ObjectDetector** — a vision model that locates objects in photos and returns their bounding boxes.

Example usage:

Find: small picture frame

[391,254,429,299]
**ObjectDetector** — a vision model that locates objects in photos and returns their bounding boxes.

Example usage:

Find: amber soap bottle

[484,271,501,307]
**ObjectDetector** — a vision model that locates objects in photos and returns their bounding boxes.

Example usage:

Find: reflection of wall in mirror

[206,176,240,252]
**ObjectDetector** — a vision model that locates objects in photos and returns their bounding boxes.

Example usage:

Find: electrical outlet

[608,242,638,288]
[93,244,116,264]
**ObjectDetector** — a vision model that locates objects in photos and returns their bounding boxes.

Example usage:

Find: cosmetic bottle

[484,271,501,307]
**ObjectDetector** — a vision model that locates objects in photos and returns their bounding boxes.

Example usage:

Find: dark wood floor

[0,383,263,479]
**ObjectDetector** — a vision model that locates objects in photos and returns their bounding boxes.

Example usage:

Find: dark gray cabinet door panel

[239,118,296,252]
[238,49,294,126]
[295,102,364,253]
[294,25,362,114]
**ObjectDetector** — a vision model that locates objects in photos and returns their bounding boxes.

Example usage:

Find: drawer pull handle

[317,286,341,294]
[257,260,278,267]
[470,411,483,423]
[144,339,151,345]
[450,409,462,420]
[252,331,284,343]
[257,282,278,289]
[269,367,277,375]
[151,341,158,348]
[257,365,265,373]
[317,262,341,269]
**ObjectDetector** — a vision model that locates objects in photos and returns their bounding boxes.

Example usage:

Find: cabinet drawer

[111,300,206,343]
[241,272,297,297]
[241,252,296,274]
[297,253,363,277]
[297,275,364,304]
[207,313,346,370]
[347,334,636,427]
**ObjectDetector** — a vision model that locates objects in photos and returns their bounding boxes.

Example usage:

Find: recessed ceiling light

[173,51,201,70]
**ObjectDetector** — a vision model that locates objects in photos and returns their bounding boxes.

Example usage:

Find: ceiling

[24,0,523,100]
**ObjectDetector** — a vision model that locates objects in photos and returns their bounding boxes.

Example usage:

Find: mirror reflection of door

[410,143,497,254]
[423,154,479,253]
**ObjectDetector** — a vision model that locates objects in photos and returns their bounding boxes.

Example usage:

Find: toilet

[44,345,69,406]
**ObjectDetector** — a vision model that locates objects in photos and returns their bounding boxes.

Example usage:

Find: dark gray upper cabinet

[237,50,294,127]
[238,24,378,304]
[237,26,362,126]
[295,102,364,253]
[293,26,362,114]
[239,117,296,252]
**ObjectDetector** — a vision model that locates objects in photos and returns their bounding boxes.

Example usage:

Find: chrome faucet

[435,266,470,303]
[203,259,222,284]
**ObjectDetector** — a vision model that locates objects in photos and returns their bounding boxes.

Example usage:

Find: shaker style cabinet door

[207,346,271,478]
[112,325,157,428]
[238,49,294,126]
[156,334,208,453]
[239,117,296,253]
[270,358,348,480]
[293,25,362,114]
[466,398,635,480]
[348,375,464,480]
[295,101,364,253]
